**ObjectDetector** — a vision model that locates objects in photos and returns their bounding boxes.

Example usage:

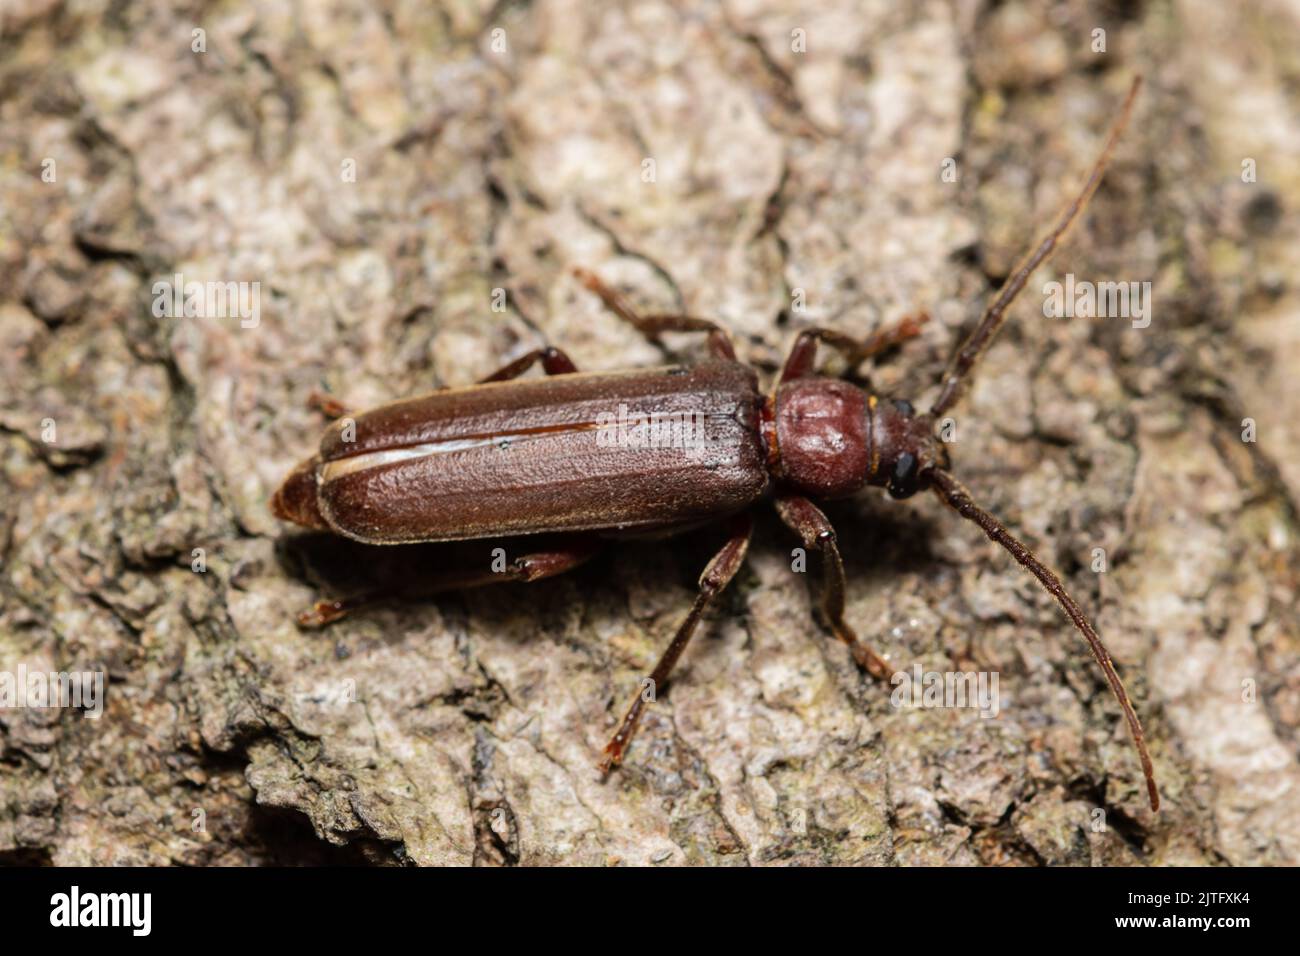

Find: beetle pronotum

[273,77,1157,811]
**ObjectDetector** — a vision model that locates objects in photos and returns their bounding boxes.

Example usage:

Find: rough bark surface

[2,0,1298,866]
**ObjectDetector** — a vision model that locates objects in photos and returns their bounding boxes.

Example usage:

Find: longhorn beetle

[272,77,1158,811]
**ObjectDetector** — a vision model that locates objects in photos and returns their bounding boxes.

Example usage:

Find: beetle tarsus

[598,730,632,778]
[856,311,929,362]
[307,390,350,419]
[296,598,354,629]
[848,642,894,682]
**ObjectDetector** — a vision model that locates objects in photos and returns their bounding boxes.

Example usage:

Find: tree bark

[2,0,1298,865]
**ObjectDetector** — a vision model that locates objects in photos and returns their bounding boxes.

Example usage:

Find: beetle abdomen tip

[271,456,329,530]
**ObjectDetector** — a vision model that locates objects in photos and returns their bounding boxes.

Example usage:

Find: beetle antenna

[929,467,1158,811]
[930,76,1142,416]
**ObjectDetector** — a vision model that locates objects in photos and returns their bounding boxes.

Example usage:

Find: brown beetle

[273,78,1157,810]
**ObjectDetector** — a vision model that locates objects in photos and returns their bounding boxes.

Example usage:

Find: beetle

[272,77,1157,811]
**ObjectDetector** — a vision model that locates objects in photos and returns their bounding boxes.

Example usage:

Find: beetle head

[867,397,949,499]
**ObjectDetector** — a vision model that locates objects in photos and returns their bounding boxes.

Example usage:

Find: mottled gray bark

[1,0,1298,865]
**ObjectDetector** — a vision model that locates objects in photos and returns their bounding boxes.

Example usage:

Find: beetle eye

[888,452,919,499]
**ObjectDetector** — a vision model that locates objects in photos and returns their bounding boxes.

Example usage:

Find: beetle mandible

[272,77,1157,811]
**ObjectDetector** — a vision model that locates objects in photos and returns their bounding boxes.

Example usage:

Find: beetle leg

[311,349,579,422]
[307,390,351,419]
[600,513,752,775]
[774,494,893,680]
[572,267,737,361]
[296,593,371,628]
[295,536,604,629]
[777,315,928,384]
[307,347,577,423]
[479,346,578,383]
